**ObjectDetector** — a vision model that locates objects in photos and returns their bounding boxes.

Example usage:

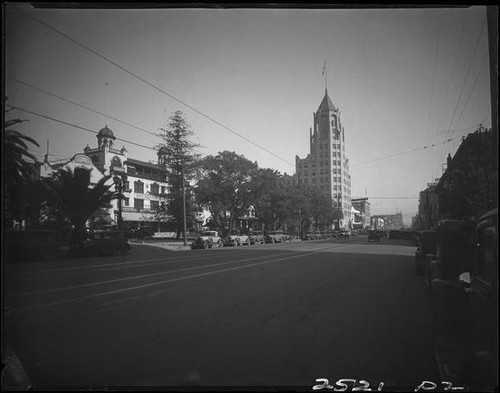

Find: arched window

[150,183,160,194]
[134,180,144,194]
[111,156,122,168]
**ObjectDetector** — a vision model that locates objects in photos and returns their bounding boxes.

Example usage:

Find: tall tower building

[295,89,352,229]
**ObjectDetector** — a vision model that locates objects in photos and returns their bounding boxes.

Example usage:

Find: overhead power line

[8,76,156,137]
[18,9,295,168]
[350,137,456,167]
[6,105,158,154]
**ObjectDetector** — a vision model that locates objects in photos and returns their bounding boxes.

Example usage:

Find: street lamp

[114,174,127,231]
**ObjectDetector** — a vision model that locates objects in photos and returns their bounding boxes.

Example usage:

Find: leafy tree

[195,151,258,237]
[43,168,122,254]
[156,110,200,240]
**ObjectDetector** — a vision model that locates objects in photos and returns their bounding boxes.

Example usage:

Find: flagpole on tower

[322,60,328,92]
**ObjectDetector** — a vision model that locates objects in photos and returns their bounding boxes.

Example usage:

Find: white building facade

[41,125,170,231]
[295,89,352,229]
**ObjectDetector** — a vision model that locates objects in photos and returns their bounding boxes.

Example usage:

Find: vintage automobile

[223,234,241,247]
[414,230,438,276]
[237,233,250,246]
[431,208,497,389]
[83,230,131,257]
[435,219,475,281]
[191,231,223,249]
[264,230,286,243]
[248,230,265,245]
[7,229,60,262]
[367,230,381,242]
[128,226,154,239]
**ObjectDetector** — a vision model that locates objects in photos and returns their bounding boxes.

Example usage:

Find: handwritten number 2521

[313,378,384,391]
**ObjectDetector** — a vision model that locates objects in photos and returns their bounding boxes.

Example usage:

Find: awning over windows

[121,211,156,222]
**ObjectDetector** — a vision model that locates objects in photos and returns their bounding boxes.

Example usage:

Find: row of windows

[132,181,167,195]
[123,198,165,210]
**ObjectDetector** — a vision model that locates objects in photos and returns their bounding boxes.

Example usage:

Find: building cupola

[97,125,116,150]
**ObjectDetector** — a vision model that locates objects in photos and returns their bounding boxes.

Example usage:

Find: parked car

[415,230,438,276]
[436,219,475,281]
[191,231,223,249]
[238,233,251,246]
[223,234,240,247]
[265,230,286,243]
[431,208,497,389]
[367,230,381,242]
[7,229,60,262]
[248,230,265,245]
[338,229,350,239]
[128,226,154,239]
[83,230,131,257]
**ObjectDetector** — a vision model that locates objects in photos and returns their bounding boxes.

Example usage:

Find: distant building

[295,89,352,228]
[42,125,170,231]
[371,213,403,230]
[415,181,440,230]
[351,198,371,229]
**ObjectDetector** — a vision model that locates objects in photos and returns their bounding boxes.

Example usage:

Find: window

[134,180,144,194]
[124,198,129,207]
[150,200,159,210]
[134,198,144,210]
[111,156,122,168]
[150,183,160,194]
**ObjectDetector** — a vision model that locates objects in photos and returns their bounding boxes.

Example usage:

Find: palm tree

[3,118,40,230]
[4,119,40,186]
[43,168,122,254]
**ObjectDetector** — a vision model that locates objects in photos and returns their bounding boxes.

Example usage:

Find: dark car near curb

[264,230,286,243]
[82,230,131,257]
[248,230,265,245]
[431,208,497,390]
[367,230,381,242]
[191,231,223,249]
[415,230,438,276]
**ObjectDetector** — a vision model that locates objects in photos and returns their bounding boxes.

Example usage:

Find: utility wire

[6,105,158,154]
[350,137,455,167]
[18,9,296,168]
[6,78,210,157]
[441,16,487,150]
[7,76,156,137]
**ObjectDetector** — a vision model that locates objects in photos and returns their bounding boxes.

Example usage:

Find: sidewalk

[129,240,191,251]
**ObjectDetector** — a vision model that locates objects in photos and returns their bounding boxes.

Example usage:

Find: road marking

[10,250,301,297]
[8,249,243,276]
[14,244,350,310]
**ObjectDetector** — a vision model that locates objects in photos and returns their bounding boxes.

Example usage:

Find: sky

[4,4,493,225]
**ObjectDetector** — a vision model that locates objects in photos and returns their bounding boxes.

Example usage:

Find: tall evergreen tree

[156,111,200,240]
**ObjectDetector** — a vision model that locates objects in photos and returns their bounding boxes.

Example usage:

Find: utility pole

[182,165,187,246]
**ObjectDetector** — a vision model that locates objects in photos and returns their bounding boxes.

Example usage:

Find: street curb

[130,241,191,252]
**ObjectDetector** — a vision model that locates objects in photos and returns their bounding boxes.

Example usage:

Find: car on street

[414,230,438,276]
[431,208,497,389]
[191,231,223,249]
[248,230,264,245]
[368,230,381,242]
[238,233,251,246]
[223,234,240,247]
[265,230,286,243]
[7,229,60,262]
[83,230,131,257]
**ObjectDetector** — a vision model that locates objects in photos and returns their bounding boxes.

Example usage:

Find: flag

[322,60,326,77]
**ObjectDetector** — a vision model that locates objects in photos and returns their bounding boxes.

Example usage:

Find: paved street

[4,236,440,390]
